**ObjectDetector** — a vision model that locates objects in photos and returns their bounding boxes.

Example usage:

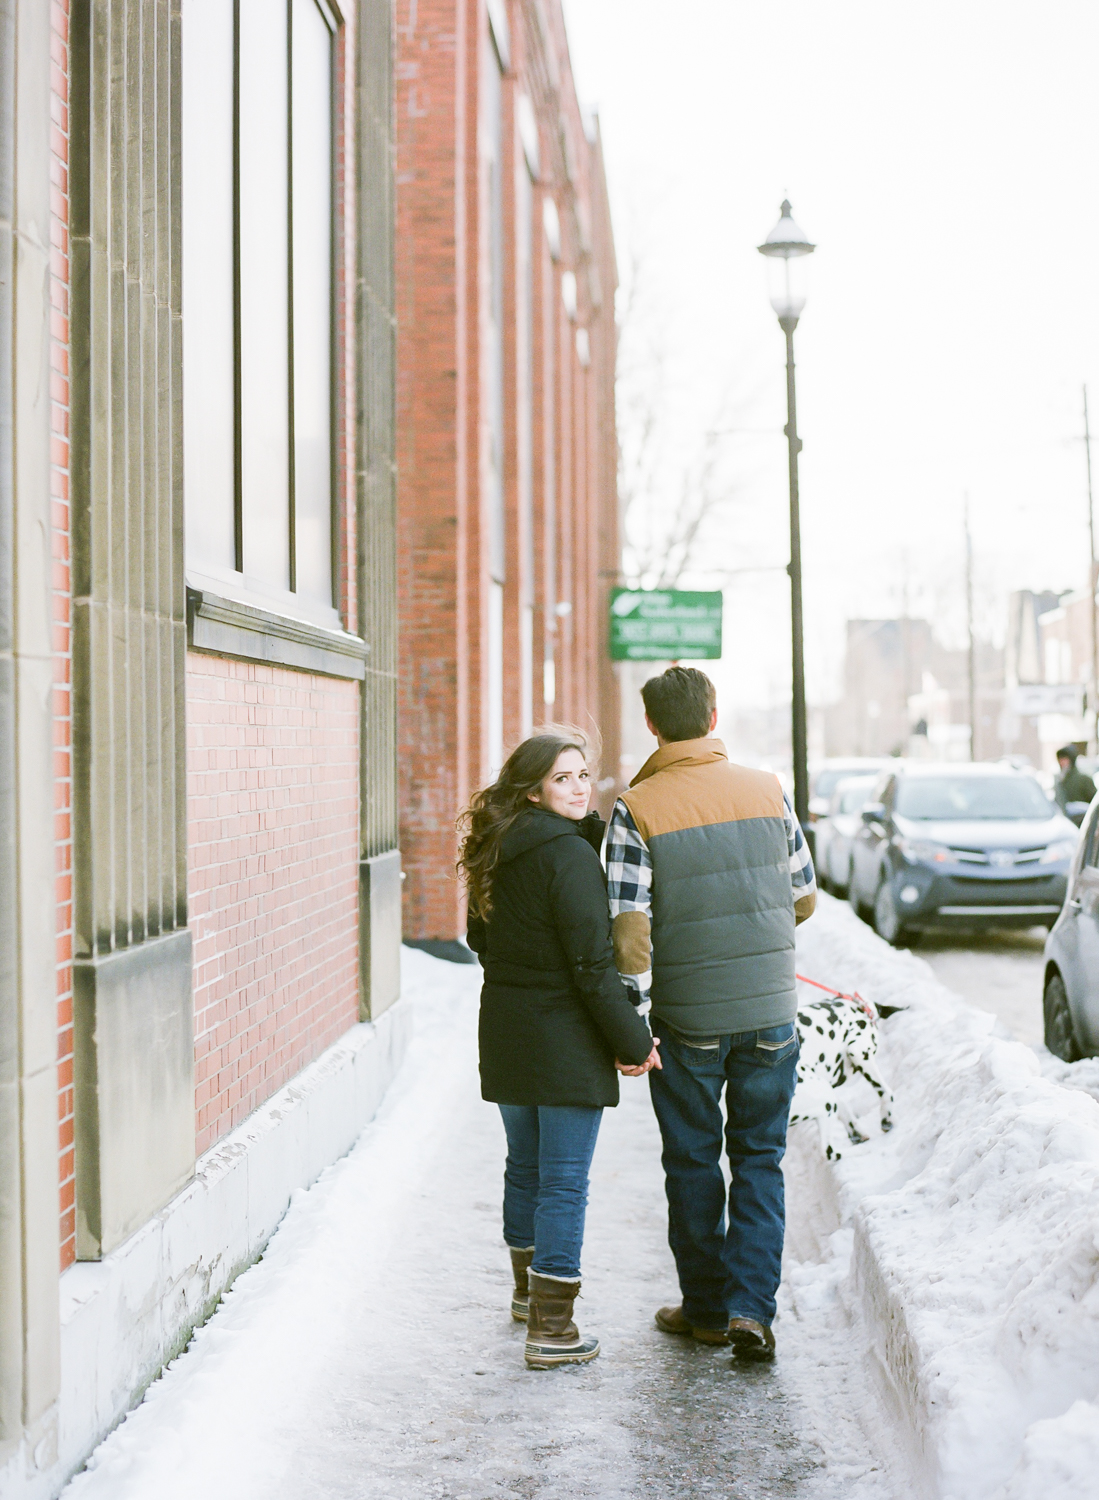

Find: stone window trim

[186,573,369,681]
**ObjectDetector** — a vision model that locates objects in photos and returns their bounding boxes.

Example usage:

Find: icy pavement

[61,943,905,1500]
[915,925,1046,1046]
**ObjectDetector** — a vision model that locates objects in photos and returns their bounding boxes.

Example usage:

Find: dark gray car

[849,762,1077,945]
[1044,796,1099,1059]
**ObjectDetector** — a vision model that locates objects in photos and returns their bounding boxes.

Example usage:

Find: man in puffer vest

[606,666,816,1361]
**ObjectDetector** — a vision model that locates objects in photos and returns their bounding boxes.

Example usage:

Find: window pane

[516,160,533,735]
[239,0,291,591]
[182,0,236,575]
[291,0,334,606]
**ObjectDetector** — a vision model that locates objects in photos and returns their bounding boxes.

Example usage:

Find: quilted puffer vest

[621,740,796,1037]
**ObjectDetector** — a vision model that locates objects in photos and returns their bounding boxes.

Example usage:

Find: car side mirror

[861,803,886,825]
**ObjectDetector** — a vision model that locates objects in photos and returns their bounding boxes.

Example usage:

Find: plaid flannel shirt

[605,789,816,1007]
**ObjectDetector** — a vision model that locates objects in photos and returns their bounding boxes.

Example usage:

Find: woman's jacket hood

[497,806,605,865]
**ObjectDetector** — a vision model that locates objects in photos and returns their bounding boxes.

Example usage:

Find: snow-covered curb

[792,896,1099,1500]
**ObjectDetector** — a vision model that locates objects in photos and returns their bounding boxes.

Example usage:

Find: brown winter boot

[654,1304,730,1345]
[509,1246,535,1321]
[728,1317,776,1362]
[524,1272,600,1369]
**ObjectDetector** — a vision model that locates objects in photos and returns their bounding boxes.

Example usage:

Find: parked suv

[848,761,1077,945]
[1043,795,1099,1059]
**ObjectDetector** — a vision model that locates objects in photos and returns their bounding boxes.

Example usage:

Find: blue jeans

[648,1022,799,1329]
[498,1105,603,1280]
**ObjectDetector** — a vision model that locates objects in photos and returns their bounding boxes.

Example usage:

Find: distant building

[1032,566,1097,762]
[1006,589,1063,688]
[824,618,1004,762]
[824,619,934,758]
[1002,589,1067,764]
[395,0,621,946]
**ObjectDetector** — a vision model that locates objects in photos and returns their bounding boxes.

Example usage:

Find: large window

[483,31,505,773]
[182,0,336,613]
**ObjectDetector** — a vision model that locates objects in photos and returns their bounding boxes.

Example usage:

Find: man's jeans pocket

[748,1024,799,1067]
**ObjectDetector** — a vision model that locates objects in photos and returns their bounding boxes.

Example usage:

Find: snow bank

[793,896,1099,1500]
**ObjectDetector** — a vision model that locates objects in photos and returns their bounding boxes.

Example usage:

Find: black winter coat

[468,806,653,1107]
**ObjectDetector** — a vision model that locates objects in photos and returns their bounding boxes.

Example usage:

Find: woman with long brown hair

[459,727,660,1370]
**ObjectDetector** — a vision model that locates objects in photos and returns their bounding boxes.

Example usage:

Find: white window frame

[182,0,343,636]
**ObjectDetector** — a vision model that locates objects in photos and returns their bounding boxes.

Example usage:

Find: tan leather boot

[509,1246,535,1321]
[654,1304,730,1345]
[728,1317,776,1361]
[524,1272,600,1369]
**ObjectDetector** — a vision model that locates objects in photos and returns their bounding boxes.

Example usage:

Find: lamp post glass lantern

[758,200,815,841]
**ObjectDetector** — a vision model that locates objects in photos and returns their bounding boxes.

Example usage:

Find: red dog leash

[796,973,876,1022]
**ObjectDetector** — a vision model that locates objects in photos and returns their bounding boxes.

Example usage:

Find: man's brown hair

[641,666,717,743]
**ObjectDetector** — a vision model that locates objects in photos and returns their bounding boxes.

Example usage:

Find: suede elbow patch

[613,910,652,975]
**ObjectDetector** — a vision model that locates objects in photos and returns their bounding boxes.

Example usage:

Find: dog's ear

[851,990,879,1021]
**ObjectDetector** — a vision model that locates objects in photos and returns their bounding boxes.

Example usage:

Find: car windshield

[836,779,876,814]
[815,768,866,800]
[894,775,1055,821]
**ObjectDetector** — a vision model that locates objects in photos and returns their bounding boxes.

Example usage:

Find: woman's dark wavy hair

[457,725,595,919]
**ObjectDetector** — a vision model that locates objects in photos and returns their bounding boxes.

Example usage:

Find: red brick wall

[396,0,621,944]
[51,0,75,1272]
[187,656,360,1156]
[395,0,467,942]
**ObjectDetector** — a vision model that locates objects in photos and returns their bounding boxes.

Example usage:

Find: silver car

[808,757,891,825]
[1044,795,1099,1059]
[816,774,878,896]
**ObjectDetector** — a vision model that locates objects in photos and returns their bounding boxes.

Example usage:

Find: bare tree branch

[615,247,760,592]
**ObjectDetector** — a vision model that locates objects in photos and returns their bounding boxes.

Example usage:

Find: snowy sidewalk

[61,943,900,1500]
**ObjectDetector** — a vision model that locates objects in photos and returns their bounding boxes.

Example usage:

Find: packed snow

[57,896,1099,1499]
[792,896,1099,1500]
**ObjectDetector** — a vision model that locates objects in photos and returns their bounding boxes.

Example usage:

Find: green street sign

[609,588,723,661]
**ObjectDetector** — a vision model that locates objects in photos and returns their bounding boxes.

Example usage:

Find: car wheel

[873,877,907,946]
[833,858,851,899]
[849,876,870,922]
[1043,972,1080,1062]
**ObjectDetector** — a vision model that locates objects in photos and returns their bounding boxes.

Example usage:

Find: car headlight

[896,837,950,864]
[1039,838,1077,864]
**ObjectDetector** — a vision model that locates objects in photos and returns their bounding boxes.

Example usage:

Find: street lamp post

[758,200,816,840]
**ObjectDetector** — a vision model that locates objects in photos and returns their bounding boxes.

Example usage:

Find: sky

[560,0,1099,722]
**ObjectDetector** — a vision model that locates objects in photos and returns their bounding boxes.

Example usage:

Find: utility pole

[900,552,911,749]
[1085,386,1098,752]
[964,493,976,761]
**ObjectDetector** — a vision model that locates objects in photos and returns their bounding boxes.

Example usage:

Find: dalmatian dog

[790,978,896,1162]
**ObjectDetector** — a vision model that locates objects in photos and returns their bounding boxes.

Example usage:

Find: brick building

[823,617,1005,762]
[395,0,622,945]
[1024,567,1098,764]
[1,3,404,1492]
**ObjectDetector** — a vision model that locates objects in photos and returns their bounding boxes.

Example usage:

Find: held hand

[615,1040,662,1077]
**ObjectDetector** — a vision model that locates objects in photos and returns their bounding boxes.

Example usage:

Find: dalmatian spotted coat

[790,981,895,1161]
